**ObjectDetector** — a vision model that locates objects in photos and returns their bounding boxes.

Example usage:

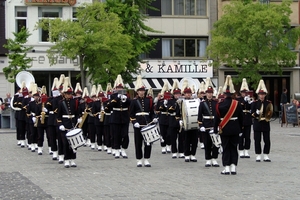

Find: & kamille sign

[139,60,213,78]
[25,0,76,6]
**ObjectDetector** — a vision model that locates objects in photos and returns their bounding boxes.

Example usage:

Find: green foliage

[36,2,133,87]
[207,0,300,87]
[3,27,33,83]
[105,0,159,84]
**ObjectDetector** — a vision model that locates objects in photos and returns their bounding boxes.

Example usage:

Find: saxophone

[259,102,264,121]
[100,102,105,122]
[78,104,88,128]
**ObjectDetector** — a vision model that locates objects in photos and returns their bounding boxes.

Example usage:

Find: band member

[130,75,157,167]
[251,79,273,162]
[88,85,97,150]
[78,87,90,146]
[26,84,39,152]
[92,85,106,151]
[35,86,50,155]
[180,79,198,162]
[167,80,184,159]
[23,82,34,150]
[214,75,243,175]
[13,90,22,146]
[156,82,171,154]
[103,83,113,154]
[46,77,61,160]
[57,77,79,168]
[16,82,28,147]
[197,81,206,149]
[110,75,131,158]
[236,78,253,158]
[198,78,220,167]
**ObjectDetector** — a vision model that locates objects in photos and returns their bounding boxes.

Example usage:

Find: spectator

[4,93,11,109]
[280,89,288,124]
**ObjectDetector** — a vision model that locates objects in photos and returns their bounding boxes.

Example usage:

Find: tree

[3,27,33,83]
[206,0,300,86]
[105,0,159,84]
[36,2,133,87]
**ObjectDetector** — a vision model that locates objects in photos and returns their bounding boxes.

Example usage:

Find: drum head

[182,100,188,130]
[141,124,156,132]
[66,128,82,137]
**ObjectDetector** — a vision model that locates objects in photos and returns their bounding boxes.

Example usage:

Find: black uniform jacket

[214,97,243,135]
[92,100,104,126]
[251,99,272,132]
[35,102,49,127]
[57,98,79,129]
[156,99,169,125]
[26,100,38,124]
[198,98,217,128]
[110,93,131,124]
[130,96,154,126]
[166,98,181,128]
[236,96,252,126]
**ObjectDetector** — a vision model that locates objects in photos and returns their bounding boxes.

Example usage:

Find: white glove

[98,114,101,119]
[32,117,36,123]
[31,97,34,101]
[244,96,250,102]
[200,126,206,132]
[179,120,183,126]
[59,125,66,131]
[43,107,48,112]
[153,118,158,123]
[121,95,127,100]
[239,133,243,137]
[248,100,253,104]
[256,109,260,115]
[134,122,140,128]
[163,99,168,106]
[77,118,82,123]
[118,94,122,98]
[18,93,23,97]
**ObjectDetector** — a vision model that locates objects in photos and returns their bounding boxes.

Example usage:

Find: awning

[126,78,218,90]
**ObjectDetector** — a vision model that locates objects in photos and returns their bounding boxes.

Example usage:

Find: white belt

[105,113,111,116]
[220,117,238,121]
[243,110,250,113]
[49,111,54,114]
[113,108,128,111]
[62,115,75,119]
[31,112,36,116]
[169,113,176,116]
[161,112,168,115]
[203,116,214,119]
[136,112,149,116]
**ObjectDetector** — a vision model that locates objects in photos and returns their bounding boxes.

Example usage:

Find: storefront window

[15,7,27,33]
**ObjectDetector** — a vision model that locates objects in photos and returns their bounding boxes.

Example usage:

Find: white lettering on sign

[139,60,213,78]
[27,53,79,68]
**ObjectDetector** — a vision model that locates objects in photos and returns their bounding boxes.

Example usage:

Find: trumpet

[41,102,45,124]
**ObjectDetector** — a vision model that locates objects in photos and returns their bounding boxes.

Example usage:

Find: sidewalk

[0,122,300,199]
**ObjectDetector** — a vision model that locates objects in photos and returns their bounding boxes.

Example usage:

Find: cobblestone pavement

[0,122,299,200]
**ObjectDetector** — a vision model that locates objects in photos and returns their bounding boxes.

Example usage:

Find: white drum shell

[182,99,199,130]
[141,124,161,144]
[66,129,85,149]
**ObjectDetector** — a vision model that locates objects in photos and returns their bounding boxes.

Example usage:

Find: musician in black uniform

[251,79,273,162]
[23,83,34,150]
[110,75,131,158]
[103,83,113,154]
[130,76,156,167]
[156,82,171,154]
[16,82,28,148]
[87,85,97,150]
[197,81,206,149]
[167,80,184,159]
[26,85,39,152]
[214,76,243,175]
[198,84,219,167]
[78,87,90,146]
[46,77,61,160]
[236,78,253,158]
[57,77,79,168]
[181,81,198,162]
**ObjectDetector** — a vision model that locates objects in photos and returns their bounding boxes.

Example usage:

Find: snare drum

[66,128,86,150]
[141,124,161,145]
[182,99,199,130]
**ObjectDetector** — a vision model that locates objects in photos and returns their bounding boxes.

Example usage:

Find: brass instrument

[259,103,264,121]
[41,102,45,124]
[78,106,89,128]
[100,102,105,122]
[265,103,273,122]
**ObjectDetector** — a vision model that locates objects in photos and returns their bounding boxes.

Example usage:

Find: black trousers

[110,124,114,148]
[104,125,111,148]
[26,123,32,144]
[159,124,171,147]
[169,127,184,153]
[49,125,58,151]
[81,121,88,140]
[202,130,219,160]
[37,126,49,147]
[220,134,239,166]
[88,123,96,143]
[134,127,152,159]
[239,125,251,150]
[29,124,38,144]
[184,129,198,156]
[61,130,76,160]
[95,125,104,146]
[113,123,129,150]
[56,126,64,155]
[198,130,203,143]
[254,131,271,154]
[18,120,26,140]
[16,119,20,140]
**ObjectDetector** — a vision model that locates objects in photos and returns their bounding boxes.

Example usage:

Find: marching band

[11,72,273,174]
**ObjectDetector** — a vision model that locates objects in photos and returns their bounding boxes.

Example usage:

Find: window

[161,0,207,16]
[15,7,27,33]
[72,7,77,21]
[162,38,208,58]
[38,7,62,42]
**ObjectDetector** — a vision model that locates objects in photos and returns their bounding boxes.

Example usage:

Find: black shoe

[205,164,212,167]
[231,171,237,175]
[52,157,58,160]
[221,171,230,175]
[144,164,151,167]
[137,164,142,167]
[263,159,271,162]
[212,164,220,167]
[38,153,42,155]
[58,161,63,164]
[185,159,190,162]
[256,159,261,162]
[31,150,35,152]
[240,155,245,158]
[244,155,250,158]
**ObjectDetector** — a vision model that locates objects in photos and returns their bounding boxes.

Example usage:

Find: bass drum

[182,99,199,130]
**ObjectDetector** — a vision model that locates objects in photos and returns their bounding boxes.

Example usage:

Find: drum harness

[62,101,76,130]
